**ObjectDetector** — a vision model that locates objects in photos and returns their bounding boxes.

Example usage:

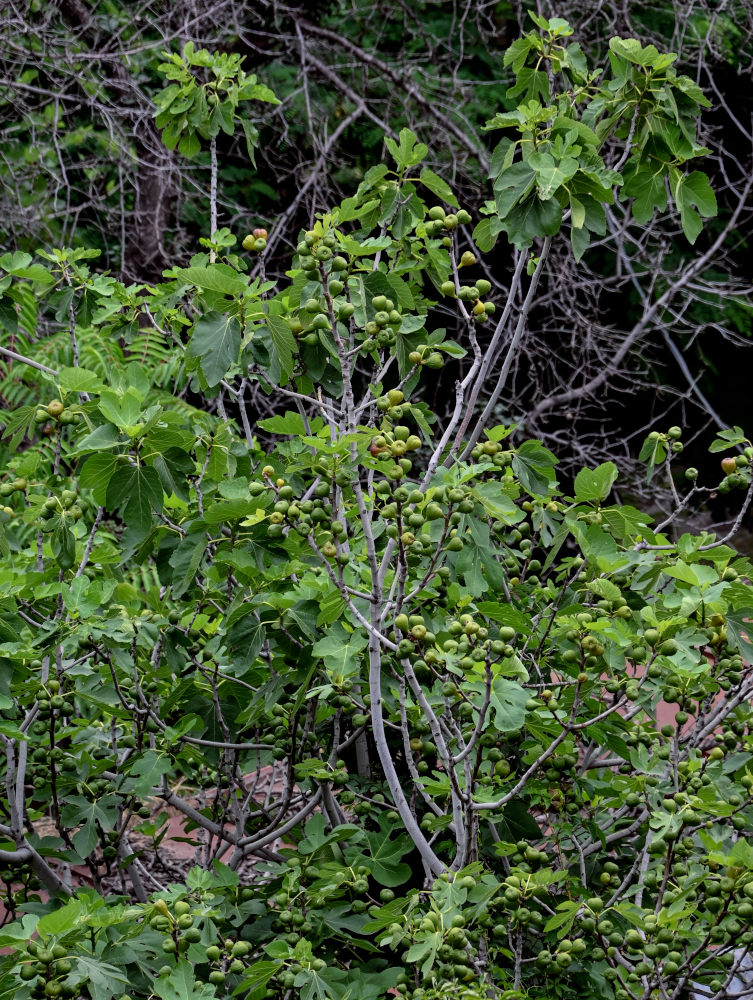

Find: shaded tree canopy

[2,1,752,496]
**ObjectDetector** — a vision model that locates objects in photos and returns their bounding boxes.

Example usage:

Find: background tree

[1,0,752,511]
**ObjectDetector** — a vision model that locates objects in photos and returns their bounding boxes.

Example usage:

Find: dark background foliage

[1,0,751,516]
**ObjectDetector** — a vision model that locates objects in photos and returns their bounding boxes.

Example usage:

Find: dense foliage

[1,13,753,1000]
